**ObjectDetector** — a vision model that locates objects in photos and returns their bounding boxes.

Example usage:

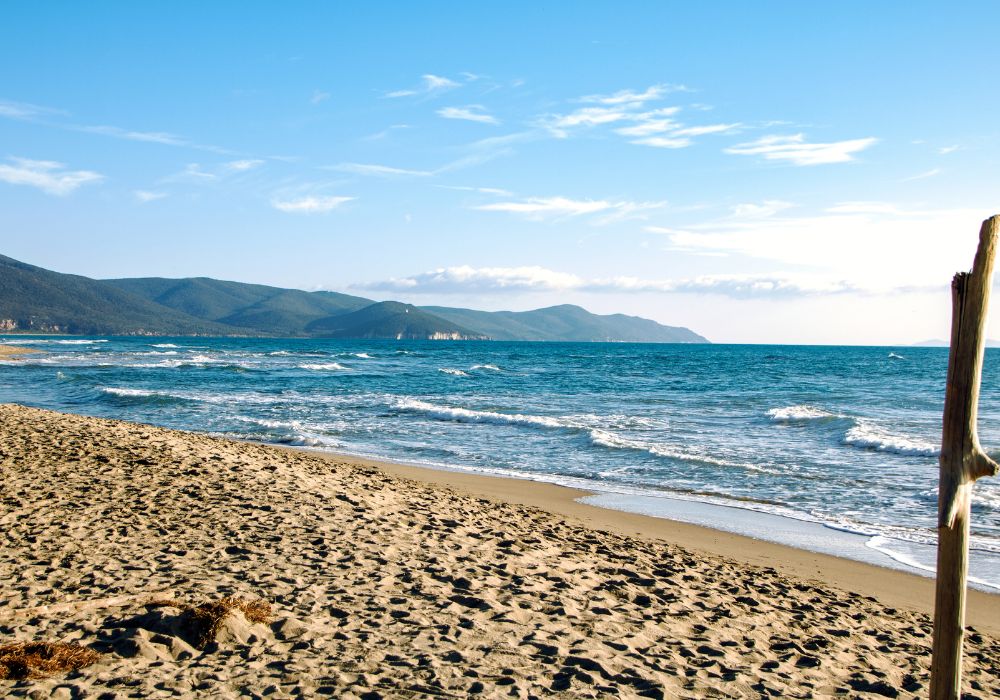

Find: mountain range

[0,254,708,343]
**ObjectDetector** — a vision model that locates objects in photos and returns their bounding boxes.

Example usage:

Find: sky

[1,1,999,344]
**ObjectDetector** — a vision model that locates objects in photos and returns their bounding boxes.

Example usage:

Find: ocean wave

[767,405,838,422]
[151,343,179,348]
[101,387,178,399]
[471,364,501,371]
[299,362,347,371]
[394,398,566,429]
[54,339,109,345]
[843,421,938,456]
[588,428,780,473]
[354,353,372,359]
[439,368,470,376]
[269,350,292,356]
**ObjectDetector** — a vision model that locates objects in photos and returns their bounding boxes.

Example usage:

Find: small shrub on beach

[0,641,100,680]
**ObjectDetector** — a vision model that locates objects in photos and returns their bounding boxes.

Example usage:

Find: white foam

[188,353,223,363]
[53,339,108,345]
[269,350,292,356]
[439,368,470,376]
[843,421,938,456]
[767,405,836,422]
[395,398,566,429]
[101,387,159,398]
[471,364,501,371]
[888,352,905,360]
[299,362,347,371]
[151,343,179,348]
[354,353,372,359]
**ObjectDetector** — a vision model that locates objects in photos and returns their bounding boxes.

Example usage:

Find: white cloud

[938,145,960,155]
[437,105,499,125]
[310,90,331,104]
[134,190,167,202]
[330,162,433,177]
[0,157,103,195]
[475,196,665,222]
[361,265,584,293]
[730,200,795,218]
[358,265,865,299]
[386,74,460,98]
[724,133,878,165]
[614,119,679,137]
[630,136,692,149]
[225,159,264,171]
[271,195,354,213]
[653,203,988,289]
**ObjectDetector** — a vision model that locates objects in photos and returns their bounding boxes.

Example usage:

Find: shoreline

[3,403,998,697]
[303,447,1000,634]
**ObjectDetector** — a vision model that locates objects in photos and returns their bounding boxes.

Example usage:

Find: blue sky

[2,1,999,343]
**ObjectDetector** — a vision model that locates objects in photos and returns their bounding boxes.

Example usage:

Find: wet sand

[1,404,997,698]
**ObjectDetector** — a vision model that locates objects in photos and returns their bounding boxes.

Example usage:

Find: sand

[1,404,997,698]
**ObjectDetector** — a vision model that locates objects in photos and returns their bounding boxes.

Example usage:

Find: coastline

[2,403,998,697]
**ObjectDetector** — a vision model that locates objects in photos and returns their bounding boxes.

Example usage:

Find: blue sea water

[3,336,999,590]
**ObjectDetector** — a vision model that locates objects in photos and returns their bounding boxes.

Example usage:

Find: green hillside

[106,277,371,336]
[0,255,232,335]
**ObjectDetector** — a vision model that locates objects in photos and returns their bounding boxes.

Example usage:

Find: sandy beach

[1,404,998,698]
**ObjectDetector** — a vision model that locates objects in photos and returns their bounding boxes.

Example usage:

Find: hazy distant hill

[0,254,708,342]
[912,339,1000,348]
[306,301,488,340]
[423,304,709,343]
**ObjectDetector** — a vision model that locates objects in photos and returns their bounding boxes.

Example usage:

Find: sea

[2,336,999,591]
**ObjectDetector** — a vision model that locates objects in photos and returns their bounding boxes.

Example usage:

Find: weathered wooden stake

[931,215,1000,700]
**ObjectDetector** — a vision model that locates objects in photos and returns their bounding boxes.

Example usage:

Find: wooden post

[931,215,1000,699]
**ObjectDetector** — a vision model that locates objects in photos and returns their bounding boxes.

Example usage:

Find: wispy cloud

[540,85,739,150]
[0,99,66,120]
[363,124,410,141]
[579,84,688,105]
[329,162,433,178]
[271,195,354,213]
[134,190,167,202]
[902,168,941,182]
[475,195,665,222]
[437,185,513,196]
[938,144,960,155]
[385,74,460,98]
[357,264,863,299]
[437,105,499,125]
[0,156,103,195]
[310,89,331,105]
[0,97,236,155]
[724,133,877,165]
